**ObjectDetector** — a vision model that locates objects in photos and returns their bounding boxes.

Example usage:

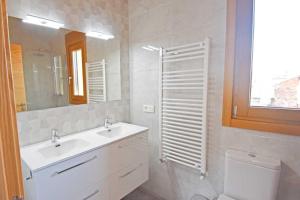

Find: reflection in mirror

[65,31,87,104]
[72,49,84,96]
[8,16,121,112]
[87,37,121,101]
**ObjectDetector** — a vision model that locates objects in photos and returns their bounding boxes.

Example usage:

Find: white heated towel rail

[159,39,210,178]
[86,59,106,103]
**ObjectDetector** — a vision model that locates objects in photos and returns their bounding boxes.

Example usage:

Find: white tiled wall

[10,0,130,146]
[128,0,300,200]
[17,101,130,146]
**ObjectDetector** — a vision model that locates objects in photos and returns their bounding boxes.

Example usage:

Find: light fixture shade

[147,45,160,51]
[142,45,160,51]
[142,46,154,51]
[22,15,64,29]
[86,31,114,40]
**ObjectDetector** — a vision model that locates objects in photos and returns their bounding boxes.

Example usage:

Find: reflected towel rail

[86,59,106,102]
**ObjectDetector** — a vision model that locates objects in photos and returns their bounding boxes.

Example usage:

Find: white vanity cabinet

[22,129,148,200]
[24,148,110,200]
[109,132,148,200]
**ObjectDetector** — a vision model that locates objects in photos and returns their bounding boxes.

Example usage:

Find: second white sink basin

[96,125,135,138]
[38,139,90,158]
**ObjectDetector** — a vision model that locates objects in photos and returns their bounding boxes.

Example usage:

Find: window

[223,0,300,135]
[72,49,84,96]
[250,1,300,109]
[65,31,87,104]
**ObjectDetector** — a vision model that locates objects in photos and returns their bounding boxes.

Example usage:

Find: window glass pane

[72,49,84,96]
[250,0,300,109]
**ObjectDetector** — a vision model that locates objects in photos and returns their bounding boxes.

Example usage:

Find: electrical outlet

[143,105,155,113]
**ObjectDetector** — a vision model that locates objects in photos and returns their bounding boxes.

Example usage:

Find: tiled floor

[122,190,213,200]
[122,189,162,200]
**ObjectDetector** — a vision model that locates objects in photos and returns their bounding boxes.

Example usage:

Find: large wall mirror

[8,16,121,112]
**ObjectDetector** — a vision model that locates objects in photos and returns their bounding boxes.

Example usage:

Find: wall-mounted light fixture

[142,46,155,51]
[86,31,114,40]
[142,45,160,51]
[22,15,64,29]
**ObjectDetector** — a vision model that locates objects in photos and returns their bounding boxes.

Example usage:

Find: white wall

[128,0,300,199]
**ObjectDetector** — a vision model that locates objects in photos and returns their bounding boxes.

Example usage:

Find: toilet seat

[217,194,236,200]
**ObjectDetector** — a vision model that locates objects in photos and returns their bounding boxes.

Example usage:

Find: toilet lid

[218,194,236,200]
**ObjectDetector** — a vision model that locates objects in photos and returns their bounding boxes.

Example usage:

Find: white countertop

[21,122,148,172]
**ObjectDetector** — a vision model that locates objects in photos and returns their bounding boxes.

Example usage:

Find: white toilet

[218,150,281,200]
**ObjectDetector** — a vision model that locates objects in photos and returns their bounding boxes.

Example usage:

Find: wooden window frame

[223,0,300,136]
[65,31,87,104]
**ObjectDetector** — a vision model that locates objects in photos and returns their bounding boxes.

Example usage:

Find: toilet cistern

[218,150,281,200]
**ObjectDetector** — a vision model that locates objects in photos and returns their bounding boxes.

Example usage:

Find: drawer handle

[119,163,143,178]
[51,156,97,177]
[83,190,99,200]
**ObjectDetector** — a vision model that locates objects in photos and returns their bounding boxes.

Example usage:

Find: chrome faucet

[51,129,60,143]
[104,116,112,130]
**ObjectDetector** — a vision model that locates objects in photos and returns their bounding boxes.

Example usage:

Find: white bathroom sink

[96,124,141,138]
[38,139,90,158]
[97,126,128,138]
[21,122,148,172]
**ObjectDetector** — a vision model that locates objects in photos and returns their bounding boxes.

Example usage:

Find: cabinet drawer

[33,148,109,200]
[111,132,148,172]
[79,179,109,200]
[110,161,149,200]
